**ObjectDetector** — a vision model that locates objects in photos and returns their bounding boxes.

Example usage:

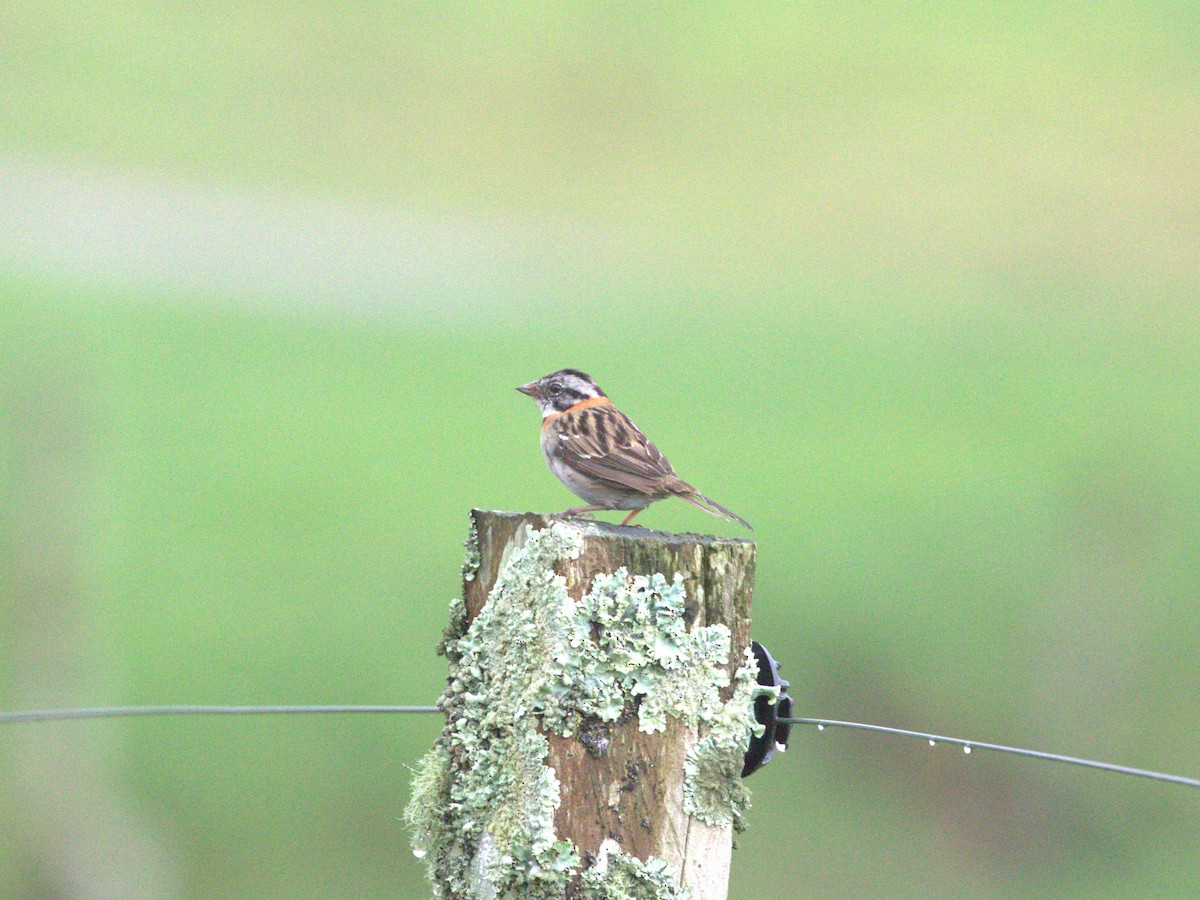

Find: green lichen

[577,850,689,899]
[405,524,584,898]
[538,568,732,738]
[461,515,481,583]
[683,647,760,830]
[436,596,469,661]
[405,746,452,881]
[407,522,756,898]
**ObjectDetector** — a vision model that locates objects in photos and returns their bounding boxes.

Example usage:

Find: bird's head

[516,369,606,417]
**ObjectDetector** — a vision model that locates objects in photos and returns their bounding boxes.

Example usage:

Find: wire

[4,705,1197,790]
[784,717,1200,788]
[0,705,439,723]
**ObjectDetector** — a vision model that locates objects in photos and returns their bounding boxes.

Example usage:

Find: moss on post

[406,511,757,900]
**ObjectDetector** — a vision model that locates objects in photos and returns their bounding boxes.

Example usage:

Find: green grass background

[3,5,1200,897]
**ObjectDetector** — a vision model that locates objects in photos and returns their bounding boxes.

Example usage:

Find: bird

[516,369,752,530]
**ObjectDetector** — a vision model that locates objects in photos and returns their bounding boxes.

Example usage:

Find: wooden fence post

[407,510,757,899]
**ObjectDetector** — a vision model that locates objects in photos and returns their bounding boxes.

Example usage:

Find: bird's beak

[516,381,540,399]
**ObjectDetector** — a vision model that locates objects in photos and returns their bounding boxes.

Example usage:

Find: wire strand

[784,717,1200,788]
[4,705,1197,789]
[0,705,439,723]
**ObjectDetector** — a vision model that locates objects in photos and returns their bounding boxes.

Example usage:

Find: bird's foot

[558,506,602,520]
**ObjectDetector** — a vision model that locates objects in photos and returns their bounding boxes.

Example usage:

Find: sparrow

[516,369,752,530]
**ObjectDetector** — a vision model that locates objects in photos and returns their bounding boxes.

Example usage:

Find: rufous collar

[542,395,612,431]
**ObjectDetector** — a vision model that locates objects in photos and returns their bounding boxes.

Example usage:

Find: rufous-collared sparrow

[516,369,752,530]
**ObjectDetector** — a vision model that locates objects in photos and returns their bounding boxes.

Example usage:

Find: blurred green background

[3,4,1199,897]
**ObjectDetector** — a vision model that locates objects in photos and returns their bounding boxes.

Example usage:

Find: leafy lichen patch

[538,567,733,738]
[461,515,481,583]
[683,646,760,829]
[578,848,690,899]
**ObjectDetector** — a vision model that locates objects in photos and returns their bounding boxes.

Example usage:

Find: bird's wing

[552,404,680,495]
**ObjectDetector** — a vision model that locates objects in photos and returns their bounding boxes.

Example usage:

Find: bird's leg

[620,508,645,526]
[559,505,606,519]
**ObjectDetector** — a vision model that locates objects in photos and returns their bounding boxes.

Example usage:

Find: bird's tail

[673,487,753,531]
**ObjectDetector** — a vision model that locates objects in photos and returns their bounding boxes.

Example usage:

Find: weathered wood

[463,509,755,899]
